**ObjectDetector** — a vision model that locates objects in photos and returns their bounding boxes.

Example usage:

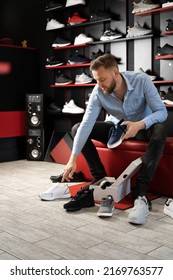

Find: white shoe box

[89,157,142,203]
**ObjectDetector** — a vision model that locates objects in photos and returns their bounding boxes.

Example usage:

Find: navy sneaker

[63,188,95,211]
[67,53,90,64]
[107,119,127,149]
[46,56,64,67]
[91,49,105,60]
[52,37,71,47]
[55,73,73,85]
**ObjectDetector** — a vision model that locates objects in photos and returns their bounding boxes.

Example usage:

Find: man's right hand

[62,154,77,182]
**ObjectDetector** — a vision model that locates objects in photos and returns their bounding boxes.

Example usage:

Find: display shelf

[155,54,173,59]
[50,83,96,88]
[135,6,173,16]
[153,80,173,85]
[53,43,90,50]
[46,18,112,32]
[161,30,173,36]
[0,44,37,50]
[46,63,91,69]
[91,34,153,45]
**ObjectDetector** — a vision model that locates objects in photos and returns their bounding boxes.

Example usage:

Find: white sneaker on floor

[62,99,84,114]
[128,196,149,224]
[39,183,70,201]
[164,198,173,218]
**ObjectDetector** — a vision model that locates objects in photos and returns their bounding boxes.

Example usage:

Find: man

[62,53,168,224]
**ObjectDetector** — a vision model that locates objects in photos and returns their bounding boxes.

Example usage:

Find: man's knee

[71,123,81,138]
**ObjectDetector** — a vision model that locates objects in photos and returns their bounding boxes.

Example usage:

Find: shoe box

[90,157,142,203]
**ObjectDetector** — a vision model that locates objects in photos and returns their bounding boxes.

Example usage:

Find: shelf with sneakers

[46,62,91,69]
[161,30,173,36]
[91,34,153,45]
[155,54,173,59]
[50,83,96,88]
[153,80,173,84]
[134,6,173,16]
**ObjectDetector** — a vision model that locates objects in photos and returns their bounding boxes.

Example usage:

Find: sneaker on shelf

[100,29,122,41]
[139,67,156,81]
[89,10,111,21]
[156,43,173,56]
[46,19,65,30]
[50,171,85,183]
[62,99,85,114]
[63,187,95,211]
[46,56,64,67]
[55,73,73,85]
[97,195,114,217]
[132,0,160,14]
[75,73,93,84]
[126,21,152,38]
[164,198,173,218]
[52,37,71,47]
[39,183,70,201]
[85,92,92,105]
[91,49,105,60]
[165,19,173,31]
[128,196,149,225]
[161,87,173,103]
[74,33,94,45]
[66,0,85,7]
[47,102,62,114]
[107,119,127,149]
[67,53,90,64]
[67,12,88,25]
[162,0,173,7]
[45,0,63,12]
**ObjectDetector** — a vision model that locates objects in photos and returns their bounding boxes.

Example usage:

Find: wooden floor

[0,159,173,260]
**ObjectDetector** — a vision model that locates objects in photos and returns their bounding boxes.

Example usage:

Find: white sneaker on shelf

[39,183,70,201]
[75,73,93,84]
[162,1,173,8]
[128,196,149,224]
[164,198,173,218]
[46,19,65,30]
[66,0,85,7]
[62,99,85,114]
[74,33,94,45]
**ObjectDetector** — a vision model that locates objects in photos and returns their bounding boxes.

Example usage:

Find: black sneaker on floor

[63,188,95,211]
[107,119,127,149]
[50,171,85,183]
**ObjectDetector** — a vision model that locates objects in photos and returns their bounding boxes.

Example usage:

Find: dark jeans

[71,121,167,198]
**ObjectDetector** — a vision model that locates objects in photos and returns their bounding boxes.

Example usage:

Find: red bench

[76,137,173,198]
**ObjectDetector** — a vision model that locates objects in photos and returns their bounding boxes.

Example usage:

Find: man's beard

[102,79,116,94]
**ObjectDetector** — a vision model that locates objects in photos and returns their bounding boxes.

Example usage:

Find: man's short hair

[90,53,119,71]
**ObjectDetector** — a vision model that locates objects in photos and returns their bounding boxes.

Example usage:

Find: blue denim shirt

[72,71,168,156]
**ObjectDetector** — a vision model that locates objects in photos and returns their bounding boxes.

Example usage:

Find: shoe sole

[97,207,114,217]
[52,43,71,47]
[40,193,71,201]
[65,203,95,212]
[100,35,122,41]
[164,207,173,219]
[128,210,149,225]
[107,135,124,149]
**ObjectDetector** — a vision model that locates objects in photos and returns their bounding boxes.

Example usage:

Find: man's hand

[122,120,146,140]
[62,154,77,182]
